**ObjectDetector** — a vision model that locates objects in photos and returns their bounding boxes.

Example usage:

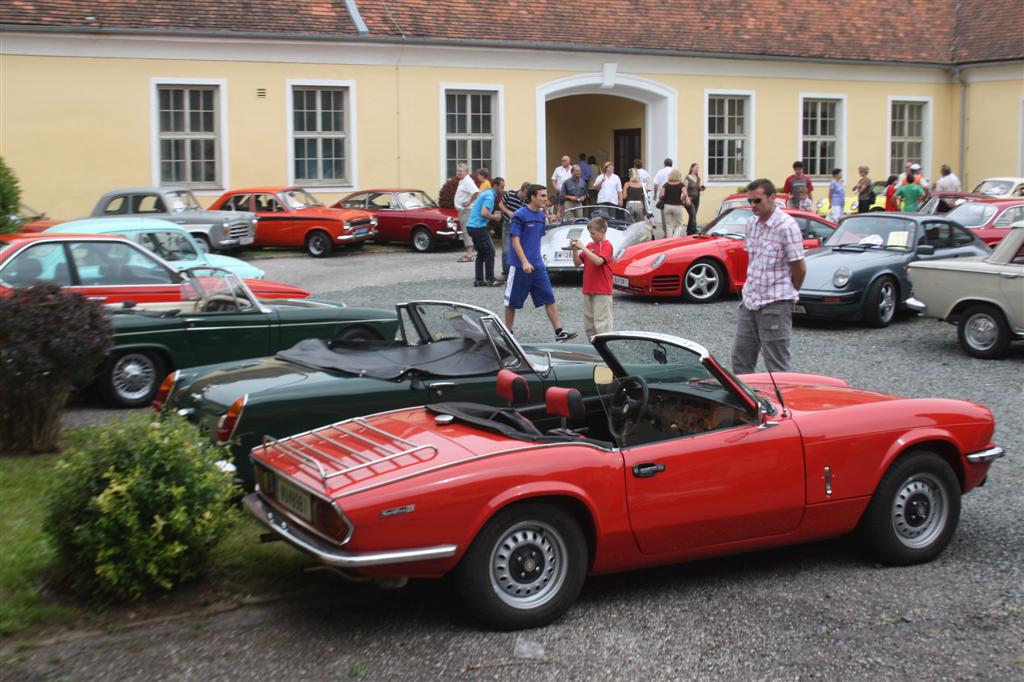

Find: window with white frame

[445,91,497,178]
[707,95,749,179]
[292,86,349,184]
[802,99,839,177]
[890,101,925,175]
[158,85,219,187]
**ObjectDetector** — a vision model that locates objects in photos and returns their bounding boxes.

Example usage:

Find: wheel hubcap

[113,355,155,401]
[414,232,430,250]
[878,282,895,321]
[891,473,947,549]
[489,521,567,609]
[964,313,997,350]
[685,264,719,299]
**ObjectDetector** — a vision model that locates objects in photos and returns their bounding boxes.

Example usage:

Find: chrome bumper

[437,229,461,237]
[243,493,457,568]
[966,445,1005,464]
[905,296,927,314]
[337,229,377,242]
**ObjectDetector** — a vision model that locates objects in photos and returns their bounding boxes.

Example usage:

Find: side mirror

[593,365,615,385]
[917,244,936,255]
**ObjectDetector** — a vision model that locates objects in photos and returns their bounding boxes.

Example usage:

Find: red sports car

[332,189,460,252]
[717,192,789,216]
[944,198,1024,246]
[613,208,835,302]
[0,233,308,302]
[210,186,377,257]
[244,331,1003,629]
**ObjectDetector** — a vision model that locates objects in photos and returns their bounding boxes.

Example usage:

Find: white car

[971,177,1024,199]
[907,222,1024,358]
[540,205,654,272]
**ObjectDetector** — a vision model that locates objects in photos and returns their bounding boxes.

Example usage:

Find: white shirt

[934,173,962,193]
[652,166,674,193]
[454,175,478,210]
[594,173,622,204]
[551,165,572,192]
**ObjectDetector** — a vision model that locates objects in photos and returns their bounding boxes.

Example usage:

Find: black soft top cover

[276,338,500,379]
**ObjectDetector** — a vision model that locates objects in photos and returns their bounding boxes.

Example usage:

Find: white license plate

[355,228,369,236]
[793,304,806,314]
[613,276,629,287]
[553,250,573,260]
[276,478,311,522]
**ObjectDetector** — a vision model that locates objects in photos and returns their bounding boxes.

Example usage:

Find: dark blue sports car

[796,213,990,327]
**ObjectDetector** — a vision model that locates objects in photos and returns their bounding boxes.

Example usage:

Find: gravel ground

[27,244,1024,680]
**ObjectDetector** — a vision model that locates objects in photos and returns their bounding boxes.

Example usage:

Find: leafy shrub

[0,284,112,454]
[438,176,459,209]
[0,157,21,233]
[44,413,239,602]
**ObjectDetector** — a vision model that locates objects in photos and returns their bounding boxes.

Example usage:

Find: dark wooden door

[614,128,641,186]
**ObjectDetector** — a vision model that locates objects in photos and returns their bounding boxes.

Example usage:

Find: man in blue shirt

[504,185,577,341]
[467,177,504,286]
[577,153,593,187]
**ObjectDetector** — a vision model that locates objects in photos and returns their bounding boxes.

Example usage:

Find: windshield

[704,208,751,237]
[282,189,322,209]
[825,216,915,251]
[165,190,202,213]
[946,202,997,228]
[136,231,200,263]
[180,267,258,309]
[561,205,632,227]
[973,180,1014,196]
[396,191,436,209]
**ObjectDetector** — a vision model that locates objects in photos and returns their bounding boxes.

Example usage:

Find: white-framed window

[441,86,502,181]
[705,91,754,182]
[150,78,229,190]
[287,80,358,189]
[888,98,932,176]
[800,96,845,178]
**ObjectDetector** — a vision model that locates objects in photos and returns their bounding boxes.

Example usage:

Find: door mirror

[593,365,615,385]
[917,244,935,255]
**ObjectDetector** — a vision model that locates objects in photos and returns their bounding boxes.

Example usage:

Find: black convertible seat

[276,337,501,380]
[428,402,612,448]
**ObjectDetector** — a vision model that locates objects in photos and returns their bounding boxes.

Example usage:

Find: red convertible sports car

[245,331,1002,629]
[332,189,461,252]
[210,186,377,257]
[944,198,1024,246]
[613,208,835,302]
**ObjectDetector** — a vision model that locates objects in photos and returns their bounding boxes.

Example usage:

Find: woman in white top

[594,162,622,207]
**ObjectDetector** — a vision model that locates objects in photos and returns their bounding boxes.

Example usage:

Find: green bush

[44,413,239,602]
[0,284,112,454]
[0,157,21,233]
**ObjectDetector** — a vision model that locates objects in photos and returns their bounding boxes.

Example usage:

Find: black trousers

[470,228,495,282]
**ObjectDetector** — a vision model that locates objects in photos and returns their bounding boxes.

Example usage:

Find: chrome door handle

[1000,272,1021,279]
[428,381,456,395]
[632,462,665,478]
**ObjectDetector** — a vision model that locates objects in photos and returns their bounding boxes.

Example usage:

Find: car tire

[858,450,961,566]
[305,230,333,258]
[193,233,213,253]
[455,502,587,630]
[682,259,725,303]
[863,276,898,328]
[101,351,165,408]
[412,227,435,253]
[957,303,1011,359]
[333,326,383,343]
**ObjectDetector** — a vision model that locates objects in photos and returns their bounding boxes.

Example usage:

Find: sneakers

[554,329,578,342]
[473,280,486,287]
[474,280,503,287]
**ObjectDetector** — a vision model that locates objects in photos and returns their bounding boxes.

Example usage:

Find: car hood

[740,372,899,412]
[614,235,726,274]
[202,253,265,279]
[248,279,311,299]
[185,209,256,223]
[802,247,903,289]
[294,207,372,221]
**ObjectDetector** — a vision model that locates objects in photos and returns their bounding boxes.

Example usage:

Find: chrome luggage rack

[261,417,439,485]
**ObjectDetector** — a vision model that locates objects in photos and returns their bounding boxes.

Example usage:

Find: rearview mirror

[593,365,615,385]
[917,244,935,255]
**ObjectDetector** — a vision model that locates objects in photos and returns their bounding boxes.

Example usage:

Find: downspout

[956,65,968,187]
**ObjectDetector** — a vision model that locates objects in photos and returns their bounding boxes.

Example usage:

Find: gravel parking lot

[32,245,1024,680]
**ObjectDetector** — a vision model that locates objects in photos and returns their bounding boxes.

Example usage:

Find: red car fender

[873,427,971,493]
[304,222,346,240]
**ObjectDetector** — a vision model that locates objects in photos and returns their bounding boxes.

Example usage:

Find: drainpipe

[956,65,967,187]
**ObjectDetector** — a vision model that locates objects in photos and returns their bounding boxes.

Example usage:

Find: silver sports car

[540,205,654,272]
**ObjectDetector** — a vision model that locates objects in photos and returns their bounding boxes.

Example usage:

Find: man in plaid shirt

[731,178,807,374]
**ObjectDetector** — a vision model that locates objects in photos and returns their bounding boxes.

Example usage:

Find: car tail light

[311,497,348,538]
[151,371,180,411]
[217,395,248,443]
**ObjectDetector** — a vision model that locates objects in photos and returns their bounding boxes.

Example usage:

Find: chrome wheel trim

[963,312,998,351]
[890,472,947,549]
[112,353,157,402]
[412,230,432,251]
[685,263,720,300]
[307,233,329,255]
[489,520,568,610]
[878,281,896,323]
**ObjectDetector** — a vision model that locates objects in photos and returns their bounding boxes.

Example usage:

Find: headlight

[370,216,378,227]
[343,219,351,229]
[816,199,826,209]
[651,254,666,270]
[833,266,850,288]
[447,217,457,229]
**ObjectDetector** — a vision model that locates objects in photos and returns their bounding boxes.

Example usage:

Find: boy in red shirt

[570,217,614,339]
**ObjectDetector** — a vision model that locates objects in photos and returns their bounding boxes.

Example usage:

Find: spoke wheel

[957,303,1011,359]
[682,260,724,303]
[412,227,435,252]
[864,276,897,327]
[305,230,332,258]
[102,351,164,408]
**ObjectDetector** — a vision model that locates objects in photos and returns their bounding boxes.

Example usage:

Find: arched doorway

[535,72,677,183]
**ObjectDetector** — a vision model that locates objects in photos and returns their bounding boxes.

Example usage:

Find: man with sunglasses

[731,178,806,374]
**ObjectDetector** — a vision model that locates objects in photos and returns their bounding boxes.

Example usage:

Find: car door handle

[428,381,456,395]
[632,462,665,478]
[1000,272,1021,279]
[86,296,107,302]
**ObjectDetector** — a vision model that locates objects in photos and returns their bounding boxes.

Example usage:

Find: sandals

[457,255,475,262]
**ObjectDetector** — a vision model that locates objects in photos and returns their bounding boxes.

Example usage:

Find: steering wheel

[195,295,242,313]
[571,218,590,225]
[607,375,649,440]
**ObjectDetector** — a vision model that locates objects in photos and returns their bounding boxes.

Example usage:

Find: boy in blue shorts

[504,184,578,341]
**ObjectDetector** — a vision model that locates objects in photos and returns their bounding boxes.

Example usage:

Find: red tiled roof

[1,0,1020,65]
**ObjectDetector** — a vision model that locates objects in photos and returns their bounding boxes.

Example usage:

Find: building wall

[961,64,1024,186]
[1,32,1018,225]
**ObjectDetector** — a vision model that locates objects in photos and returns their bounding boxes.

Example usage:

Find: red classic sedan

[333,189,460,252]
[244,331,1003,629]
[944,198,1024,246]
[0,233,308,303]
[210,186,377,257]
[613,208,835,302]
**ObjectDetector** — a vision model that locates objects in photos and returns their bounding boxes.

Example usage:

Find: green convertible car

[156,301,604,486]
[102,267,396,407]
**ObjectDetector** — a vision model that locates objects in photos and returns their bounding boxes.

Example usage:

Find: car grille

[349,218,373,229]
[226,222,253,240]
[652,275,681,293]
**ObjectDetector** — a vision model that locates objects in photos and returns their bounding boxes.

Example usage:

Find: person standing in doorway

[577,153,593,189]
[550,155,572,217]
[467,177,504,287]
[454,163,478,262]
[783,161,814,209]
[731,178,806,374]
[622,168,648,222]
[594,162,622,208]
[560,165,588,215]
[658,168,687,238]
[504,185,577,342]
[651,158,675,204]
[685,163,704,234]
[570,216,614,339]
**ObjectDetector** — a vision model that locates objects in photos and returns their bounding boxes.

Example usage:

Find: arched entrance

[535,72,677,183]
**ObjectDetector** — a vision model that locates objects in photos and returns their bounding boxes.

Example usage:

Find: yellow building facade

[1,31,1021,222]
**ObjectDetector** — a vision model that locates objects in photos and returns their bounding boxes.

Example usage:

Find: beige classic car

[907,223,1024,358]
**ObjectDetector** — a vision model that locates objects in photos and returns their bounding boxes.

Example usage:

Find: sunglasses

[747,197,764,205]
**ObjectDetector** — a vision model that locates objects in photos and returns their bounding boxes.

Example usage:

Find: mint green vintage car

[156,301,605,487]
[102,267,396,407]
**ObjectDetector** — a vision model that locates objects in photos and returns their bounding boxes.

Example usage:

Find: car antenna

[766,366,787,417]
